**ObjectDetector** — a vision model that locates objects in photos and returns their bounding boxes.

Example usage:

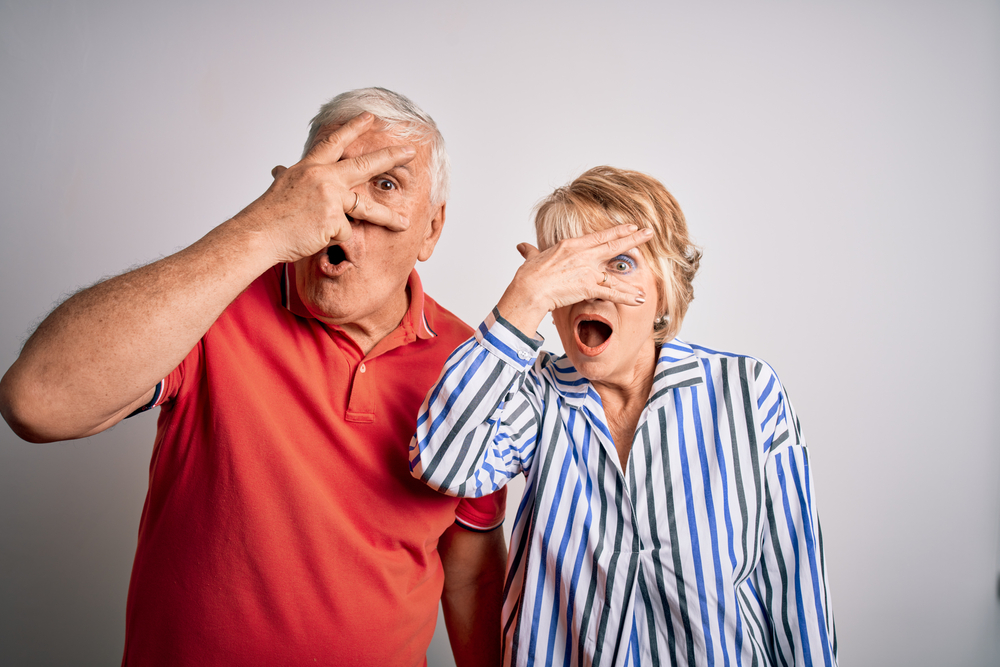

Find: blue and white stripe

[411,311,837,666]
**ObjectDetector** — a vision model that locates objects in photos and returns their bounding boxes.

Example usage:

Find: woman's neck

[593,342,658,471]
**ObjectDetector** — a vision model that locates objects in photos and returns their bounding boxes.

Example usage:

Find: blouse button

[359,363,367,373]
[517,350,531,360]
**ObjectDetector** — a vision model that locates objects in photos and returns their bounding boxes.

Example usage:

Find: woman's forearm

[411,313,542,495]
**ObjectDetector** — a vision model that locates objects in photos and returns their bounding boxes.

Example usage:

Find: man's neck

[324,286,411,357]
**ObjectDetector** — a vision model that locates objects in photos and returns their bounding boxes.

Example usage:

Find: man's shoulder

[213,266,287,332]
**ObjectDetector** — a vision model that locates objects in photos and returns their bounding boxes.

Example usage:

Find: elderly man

[0,88,506,666]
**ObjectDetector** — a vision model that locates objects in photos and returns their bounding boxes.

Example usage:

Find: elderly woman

[410,167,837,666]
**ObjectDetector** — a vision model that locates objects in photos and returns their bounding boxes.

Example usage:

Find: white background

[1,1,998,665]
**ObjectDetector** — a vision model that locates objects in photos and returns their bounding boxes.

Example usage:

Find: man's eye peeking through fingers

[374,178,397,192]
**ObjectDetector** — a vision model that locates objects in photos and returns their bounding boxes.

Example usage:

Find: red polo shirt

[122,266,504,666]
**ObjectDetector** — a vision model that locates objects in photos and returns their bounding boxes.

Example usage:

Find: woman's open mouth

[574,316,613,356]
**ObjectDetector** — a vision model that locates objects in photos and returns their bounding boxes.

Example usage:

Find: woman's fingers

[517,243,539,260]
[603,226,654,255]
[592,271,647,305]
[566,224,654,257]
[578,224,643,247]
[595,284,647,305]
[508,224,654,313]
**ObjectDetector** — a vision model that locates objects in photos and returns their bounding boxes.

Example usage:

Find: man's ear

[417,202,446,262]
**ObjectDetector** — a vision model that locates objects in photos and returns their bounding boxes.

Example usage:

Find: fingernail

[636,296,646,304]
[359,111,372,121]
[627,224,639,231]
[400,216,410,228]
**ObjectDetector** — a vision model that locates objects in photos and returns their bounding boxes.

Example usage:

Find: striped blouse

[411,311,837,667]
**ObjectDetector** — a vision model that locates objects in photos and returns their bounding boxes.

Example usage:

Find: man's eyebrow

[387,163,413,174]
[380,163,415,181]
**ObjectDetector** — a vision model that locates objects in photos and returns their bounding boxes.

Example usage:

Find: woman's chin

[566,346,617,381]
[565,331,659,390]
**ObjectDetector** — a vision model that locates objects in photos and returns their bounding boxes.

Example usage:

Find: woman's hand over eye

[496,225,653,337]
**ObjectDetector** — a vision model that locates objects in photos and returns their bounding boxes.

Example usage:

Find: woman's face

[551,244,661,390]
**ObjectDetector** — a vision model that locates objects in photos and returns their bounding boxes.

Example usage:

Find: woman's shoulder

[667,338,785,395]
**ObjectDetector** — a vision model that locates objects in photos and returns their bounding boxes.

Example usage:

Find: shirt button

[517,350,531,360]
[359,363,367,373]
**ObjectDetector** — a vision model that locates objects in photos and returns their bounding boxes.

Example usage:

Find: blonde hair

[534,166,702,343]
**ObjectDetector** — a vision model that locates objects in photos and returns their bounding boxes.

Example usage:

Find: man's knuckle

[356,153,377,173]
[300,163,325,181]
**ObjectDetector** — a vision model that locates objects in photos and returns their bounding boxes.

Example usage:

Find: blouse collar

[542,338,705,409]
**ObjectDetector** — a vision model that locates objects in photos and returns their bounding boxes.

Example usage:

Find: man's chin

[302,294,355,324]
[297,273,355,321]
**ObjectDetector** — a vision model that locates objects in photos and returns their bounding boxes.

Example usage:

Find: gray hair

[304,87,451,204]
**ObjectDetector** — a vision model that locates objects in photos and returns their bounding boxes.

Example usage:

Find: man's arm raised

[0,112,413,443]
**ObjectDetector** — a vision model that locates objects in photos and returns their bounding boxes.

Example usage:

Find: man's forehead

[318,122,419,147]
[325,124,429,167]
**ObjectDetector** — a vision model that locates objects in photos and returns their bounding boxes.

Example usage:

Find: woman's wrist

[496,278,548,339]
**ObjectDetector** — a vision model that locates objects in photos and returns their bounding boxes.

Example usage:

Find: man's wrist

[206,214,286,272]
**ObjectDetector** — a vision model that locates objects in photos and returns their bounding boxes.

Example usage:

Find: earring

[653,313,670,329]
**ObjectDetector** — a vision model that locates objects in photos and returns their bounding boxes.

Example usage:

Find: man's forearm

[0,113,418,443]
[0,217,277,442]
[440,524,507,667]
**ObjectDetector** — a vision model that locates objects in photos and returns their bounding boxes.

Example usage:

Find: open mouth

[326,245,346,265]
[318,244,352,278]
[575,317,613,356]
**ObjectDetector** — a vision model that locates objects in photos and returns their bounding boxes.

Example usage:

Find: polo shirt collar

[280,263,437,341]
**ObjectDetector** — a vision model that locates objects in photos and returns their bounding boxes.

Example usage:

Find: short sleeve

[124,340,203,419]
[454,487,507,531]
[156,340,204,407]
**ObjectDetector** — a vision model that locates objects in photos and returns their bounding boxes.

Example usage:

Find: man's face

[293,125,445,342]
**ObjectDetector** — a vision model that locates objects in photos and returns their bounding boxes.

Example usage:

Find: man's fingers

[271,165,287,180]
[343,190,361,216]
[302,112,376,164]
[340,144,417,185]
[346,193,410,232]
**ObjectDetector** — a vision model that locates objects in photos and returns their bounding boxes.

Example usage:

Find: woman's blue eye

[609,255,637,274]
